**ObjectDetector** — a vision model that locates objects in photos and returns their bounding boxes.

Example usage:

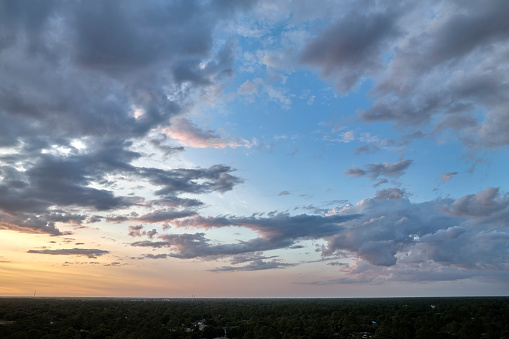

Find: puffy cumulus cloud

[446,187,509,222]
[0,1,251,235]
[417,226,509,269]
[164,118,252,149]
[344,160,413,180]
[322,187,509,282]
[27,248,109,259]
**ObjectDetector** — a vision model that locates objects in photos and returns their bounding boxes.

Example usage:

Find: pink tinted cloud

[164,118,251,149]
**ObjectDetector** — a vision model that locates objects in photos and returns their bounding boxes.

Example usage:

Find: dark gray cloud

[148,133,185,157]
[300,4,402,93]
[143,253,169,260]
[146,229,158,239]
[344,160,412,180]
[136,210,198,223]
[355,1,509,149]
[137,165,243,196]
[128,225,158,239]
[200,252,294,272]
[128,225,145,238]
[209,259,295,272]
[27,248,109,259]
[0,144,241,235]
[295,0,509,149]
[146,196,204,209]
[0,0,249,235]
[229,252,279,265]
[131,213,359,259]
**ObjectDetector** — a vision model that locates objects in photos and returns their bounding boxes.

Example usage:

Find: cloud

[136,210,198,223]
[146,196,204,209]
[0,212,70,236]
[148,133,185,157]
[300,4,402,93]
[343,166,366,178]
[143,253,169,260]
[352,1,509,149]
[334,131,355,143]
[137,164,243,196]
[128,225,145,237]
[374,188,407,201]
[164,118,251,149]
[146,229,158,239]
[446,187,509,218]
[127,186,509,284]
[253,0,509,150]
[237,78,262,95]
[441,172,459,183]
[209,259,295,272]
[344,160,413,180]
[229,252,279,265]
[131,213,359,259]
[278,191,291,196]
[0,1,250,235]
[323,187,509,273]
[27,248,109,259]
[354,144,381,155]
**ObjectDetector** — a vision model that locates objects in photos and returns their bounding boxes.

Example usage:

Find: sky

[1,0,509,298]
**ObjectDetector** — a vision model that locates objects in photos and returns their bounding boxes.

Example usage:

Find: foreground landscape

[0,297,508,338]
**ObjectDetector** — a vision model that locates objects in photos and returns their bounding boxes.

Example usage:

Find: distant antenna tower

[34,290,36,298]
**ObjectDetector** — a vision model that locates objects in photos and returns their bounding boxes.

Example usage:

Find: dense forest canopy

[0,297,508,338]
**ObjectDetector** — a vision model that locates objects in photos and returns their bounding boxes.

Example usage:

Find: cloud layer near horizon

[128,187,509,282]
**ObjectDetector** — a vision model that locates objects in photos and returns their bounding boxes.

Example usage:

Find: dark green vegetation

[0,297,508,338]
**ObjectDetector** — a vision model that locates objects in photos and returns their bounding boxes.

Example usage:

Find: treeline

[0,297,508,338]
